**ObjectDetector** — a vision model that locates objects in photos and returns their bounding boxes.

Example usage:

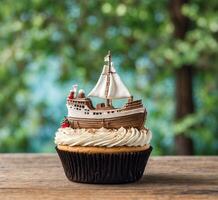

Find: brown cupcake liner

[56,146,152,184]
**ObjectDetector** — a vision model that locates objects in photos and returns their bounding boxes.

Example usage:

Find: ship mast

[105,50,112,107]
[88,51,132,101]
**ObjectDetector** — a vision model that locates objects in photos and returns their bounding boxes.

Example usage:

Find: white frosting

[54,127,152,147]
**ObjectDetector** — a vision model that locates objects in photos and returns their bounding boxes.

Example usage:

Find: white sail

[88,65,108,98]
[107,65,131,99]
[88,63,131,99]
[104,54,110,62]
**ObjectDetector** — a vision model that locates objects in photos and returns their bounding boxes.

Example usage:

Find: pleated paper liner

[56,146,152,184]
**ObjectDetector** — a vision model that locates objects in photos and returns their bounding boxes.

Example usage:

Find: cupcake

[55,51,152,184]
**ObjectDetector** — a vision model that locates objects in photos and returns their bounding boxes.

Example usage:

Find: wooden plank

[0,155,217,200]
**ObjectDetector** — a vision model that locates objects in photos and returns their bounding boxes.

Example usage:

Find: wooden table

[0,154,217,200]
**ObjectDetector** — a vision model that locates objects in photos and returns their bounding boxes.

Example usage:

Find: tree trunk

[169,0,194,155]
[175,65,194,155]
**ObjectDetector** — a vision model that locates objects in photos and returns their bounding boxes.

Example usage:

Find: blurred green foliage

[0,0,217,154]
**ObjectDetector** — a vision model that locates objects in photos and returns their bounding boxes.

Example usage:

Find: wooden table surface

[0,154,217,200]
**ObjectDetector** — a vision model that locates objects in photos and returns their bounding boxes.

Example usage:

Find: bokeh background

[0,0,217,155]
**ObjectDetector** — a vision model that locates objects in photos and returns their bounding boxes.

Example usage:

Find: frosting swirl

[54,127,152,147]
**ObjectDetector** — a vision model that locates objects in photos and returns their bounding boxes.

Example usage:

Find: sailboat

[65,51,147,129]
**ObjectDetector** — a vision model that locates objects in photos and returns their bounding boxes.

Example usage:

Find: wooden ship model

[64,51,147,129]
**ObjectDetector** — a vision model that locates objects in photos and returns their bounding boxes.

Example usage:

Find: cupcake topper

[66,51,146,130]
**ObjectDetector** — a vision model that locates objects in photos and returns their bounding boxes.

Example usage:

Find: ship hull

[68,112,146,129]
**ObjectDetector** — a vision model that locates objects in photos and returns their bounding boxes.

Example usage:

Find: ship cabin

[67,88,143,117]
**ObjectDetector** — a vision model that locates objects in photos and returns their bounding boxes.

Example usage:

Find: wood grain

[68,112,145,129]
[0,155,217,200]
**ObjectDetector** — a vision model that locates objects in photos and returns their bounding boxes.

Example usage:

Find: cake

[55,51,153,184]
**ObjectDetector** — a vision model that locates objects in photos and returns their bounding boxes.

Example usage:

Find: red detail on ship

[61,122,70,128]
[68,91,74,100]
